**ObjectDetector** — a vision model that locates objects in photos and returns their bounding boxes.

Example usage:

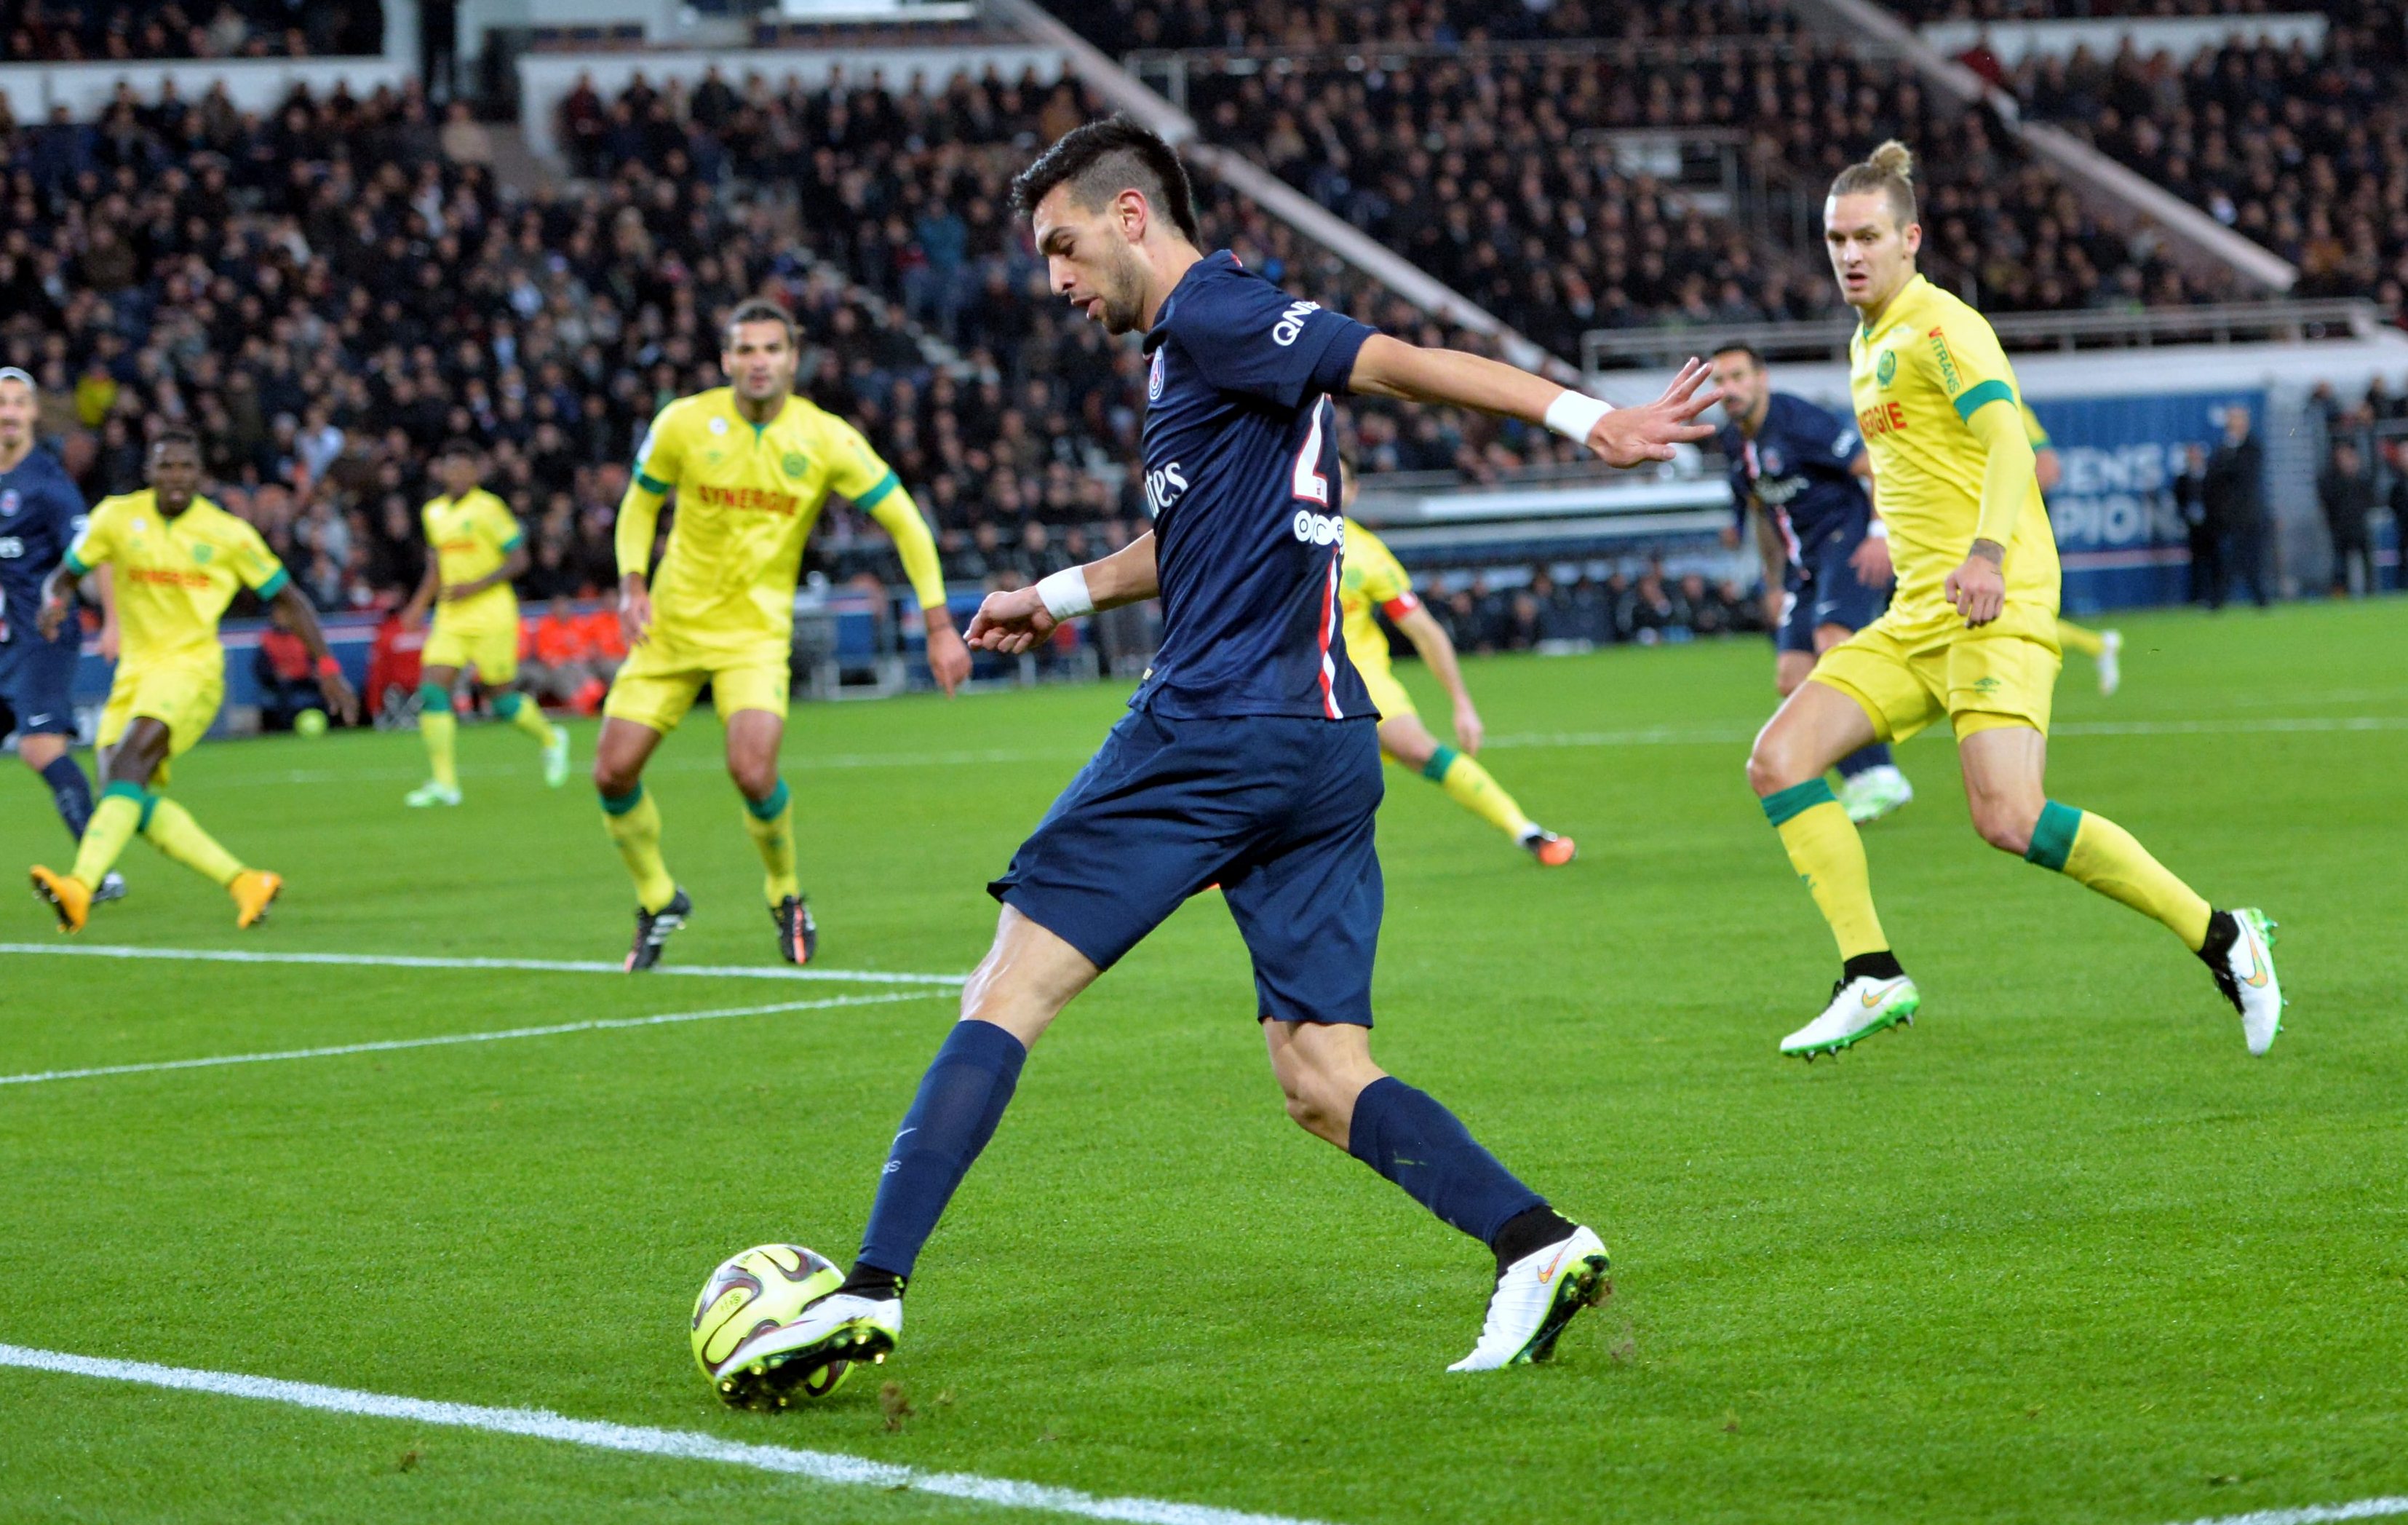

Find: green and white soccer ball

[690,1243,851,1403]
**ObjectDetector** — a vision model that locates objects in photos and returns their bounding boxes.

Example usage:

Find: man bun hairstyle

[1010,115,1201,244]
[1829,139,1918,228]
[724,296,796,347]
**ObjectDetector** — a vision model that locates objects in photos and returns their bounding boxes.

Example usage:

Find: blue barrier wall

[2033,390,2265,614]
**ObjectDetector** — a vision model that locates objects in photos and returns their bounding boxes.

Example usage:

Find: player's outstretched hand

[1453,700,1485,756]
[1588,358,1719,467]
[35,596,70,642]
[964,586,1058,657]
[319,669,362,726]
[925,612,972,696]
[1944,544,2006,627]
[618,574,653,649]
[1850,531,1895,588]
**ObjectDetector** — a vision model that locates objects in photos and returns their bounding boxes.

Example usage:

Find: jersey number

[1291,397,1330,506]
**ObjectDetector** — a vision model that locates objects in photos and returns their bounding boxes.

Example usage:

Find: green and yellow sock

[1763,779,1890,959]
[142,796,244,887]
[1419,745,1535,840]
[741,778,800,906]
[70,783,147,887]
[418,682,458,789]
[493,691,557,747]
[2024,801,2212,950]
[600,783,678,913]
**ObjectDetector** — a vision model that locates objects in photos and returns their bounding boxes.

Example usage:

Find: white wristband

[1036,566,1094,621]
[1543,389,1613,443]
[1866,520,1889,539]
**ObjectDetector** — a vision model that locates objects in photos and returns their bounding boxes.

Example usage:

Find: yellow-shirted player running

[1744,141,2282,1059]
[2020,400,2123,694]
[400,438,568,807]
[29,429,359,930]
[1336,460,1572,863]
[596,298,971,970]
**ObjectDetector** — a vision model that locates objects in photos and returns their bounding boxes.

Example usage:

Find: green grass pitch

[0,600,2402,1524]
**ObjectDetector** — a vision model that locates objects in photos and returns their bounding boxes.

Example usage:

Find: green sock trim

[1420,745,1458,783]
[745,779,790,820]
[491,692,522,718]
[2024,800,2083,871]
[418,681,454,716]
[105,779,158,833]
[599,784,645,817]
[1761,778,1836,827]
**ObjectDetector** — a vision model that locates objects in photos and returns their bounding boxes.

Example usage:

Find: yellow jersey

[65,490,287,666]
[1848,274,2059,633]
[622,388,907,659]
[1338,518,1419,663]
[421,487,523,633]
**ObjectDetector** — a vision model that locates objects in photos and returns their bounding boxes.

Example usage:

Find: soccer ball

[690,1243,851,1403]
[294,708,327,737]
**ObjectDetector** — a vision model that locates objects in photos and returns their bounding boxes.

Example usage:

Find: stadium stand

[0,0,383,60]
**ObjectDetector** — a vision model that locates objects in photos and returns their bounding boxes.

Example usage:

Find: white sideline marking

[0,1343,1331,1525]
[0,942,966,986]
[2169,1500,2408,1525]
[0,991,943,1089]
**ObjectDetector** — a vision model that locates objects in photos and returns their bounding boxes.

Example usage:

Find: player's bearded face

[1709,354,1761,422]
[0,382,30,448]
[723,323,797,403]
[1036,191,1150,336]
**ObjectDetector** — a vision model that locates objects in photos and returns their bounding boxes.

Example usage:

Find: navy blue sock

[41,754,94,841]
[854,1019,1028,1284]
[1833,742,1893,780]
[1347,1077,1544,1246]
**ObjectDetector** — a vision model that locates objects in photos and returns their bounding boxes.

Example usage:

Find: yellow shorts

[602,638,790,734]
[1811,603,2062,744]
[100,651,225,784]
[422,619,521,685]
[1351,645,1416,722]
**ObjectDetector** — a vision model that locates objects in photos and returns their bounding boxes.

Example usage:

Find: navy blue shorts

[0,630,80,739]
[989,710,1385,1027]
[1777,535,1890,654]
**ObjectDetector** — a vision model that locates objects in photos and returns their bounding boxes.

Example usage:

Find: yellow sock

[419,684,458,789]
[2055,618,2105,659]
[1422,746,1534,840]
[2027,801,2212,950]
[70,788,145,887]
[496,691,556,746]
[143,796,244,887]
[1763,780,1890,959]
[740,779,801,906]
[600,784,678,912]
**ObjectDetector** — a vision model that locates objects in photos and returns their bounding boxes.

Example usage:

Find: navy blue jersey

[1720,392,1869,572]
[0,446,87,646]
[1135,251,1375,721]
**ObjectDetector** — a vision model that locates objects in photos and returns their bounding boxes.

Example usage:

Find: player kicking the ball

[712,119,1714,1401]
[1746,141,2281,1061]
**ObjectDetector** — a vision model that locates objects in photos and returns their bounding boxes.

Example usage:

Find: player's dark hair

[151,426,200,455]
[1010,116,1200,244]
[1829,140,1918,228]
[724,297,796,347]
[437,436,480,460]
[1711,341,1766,368]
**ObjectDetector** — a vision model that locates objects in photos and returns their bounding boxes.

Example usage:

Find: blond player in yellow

[1336,461,1573,864]
[1744,142,2282,1060]
[29,429,358,930]
[400,439,568,807]
[2020,400,2124,695]
[597,299,971,971]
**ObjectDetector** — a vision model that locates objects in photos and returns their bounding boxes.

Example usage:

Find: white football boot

[2206,908,2283,1055]
[2095,629,2123,696]
[714,1291,902,1408]
[1841,765,1915,824]
[403,780,462,808]
[544,727,572,788]
[1448,1225,1611,1372]
[1779,974,1920,1060]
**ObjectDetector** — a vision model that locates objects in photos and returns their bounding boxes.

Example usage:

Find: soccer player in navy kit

[711,120,1717,1401]
[0,368,125,905]
[1710,344,1915,824]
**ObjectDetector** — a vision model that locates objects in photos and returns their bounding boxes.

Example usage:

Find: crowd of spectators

[2006,8,2408,318]
[1,0,380,60]
[1052,0,1809,55]
[1883,0,2294,25]
[1410,562,1767,654]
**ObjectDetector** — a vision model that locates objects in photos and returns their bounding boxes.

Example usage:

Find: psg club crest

[1760,447,1784,475]
[0,490,17,518]
[1148,349,1164,403]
